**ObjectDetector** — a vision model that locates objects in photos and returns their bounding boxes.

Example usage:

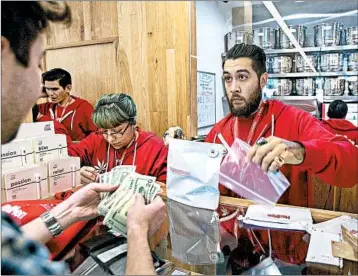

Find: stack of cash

[97,165,161,237]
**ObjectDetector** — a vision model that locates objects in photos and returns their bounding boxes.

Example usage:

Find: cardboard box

[1,139,35,170]
[48,157,80,194]
[33,134,68,163]
[2,164,49,202]
[15,121,55,140]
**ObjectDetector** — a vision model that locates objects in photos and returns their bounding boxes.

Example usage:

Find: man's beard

[228,86,262,117]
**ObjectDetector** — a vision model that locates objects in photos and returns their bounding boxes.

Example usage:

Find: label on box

[48,157,80,194]
[1,139,35,170]
[15,121,55,140]
[33,134,68,163]
[2,164,48,202]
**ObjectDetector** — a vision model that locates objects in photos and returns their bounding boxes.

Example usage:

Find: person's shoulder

[139,129,166,147]
[73,96,94,108]
[212,113,233,131]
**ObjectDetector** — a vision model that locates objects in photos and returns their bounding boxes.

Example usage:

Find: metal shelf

[323,96,358,103]
[271,96,317,101]
[265,44,358,55]
[269,71,358,78]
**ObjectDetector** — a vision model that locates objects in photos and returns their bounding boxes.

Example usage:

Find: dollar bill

[98,170,134,216]
[103,174,157,236]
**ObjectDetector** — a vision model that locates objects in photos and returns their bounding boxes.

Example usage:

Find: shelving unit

[323,96,358,103]
[271,96,317,101]
[265,45,358,55]
[269,71,358,78]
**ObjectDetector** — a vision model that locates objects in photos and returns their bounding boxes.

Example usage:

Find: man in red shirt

[38,68,97,141]
[322,100,358,145]
[205,43,358,207]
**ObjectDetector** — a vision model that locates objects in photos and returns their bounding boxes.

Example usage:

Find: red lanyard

[233,102,267,145]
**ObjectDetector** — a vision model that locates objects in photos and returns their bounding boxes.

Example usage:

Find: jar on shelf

[296,54,317,72]
[345,26,358,45]
[279,25,306,49]
[270,56,292,73]
[347,52,358,71]
[253,27,276,49]
[323,77,346,96]
[276,79,292,96]
[296,78,316,96]
[320,53,343,72]
[314,22,343,47]
[347,76,358,96]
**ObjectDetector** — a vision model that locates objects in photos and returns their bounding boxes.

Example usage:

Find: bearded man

[205,43,358,207]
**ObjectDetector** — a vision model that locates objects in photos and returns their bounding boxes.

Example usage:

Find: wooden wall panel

[313,176,358,213]
[89,2,119,39]
[45,1,85,46]
[45,41,118,107]
[43,1,197,138]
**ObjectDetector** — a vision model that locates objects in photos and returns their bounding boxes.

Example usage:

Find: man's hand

[127,195,167,237]
[246,136,306,172]
[52,183,119,229]
[80,166,98,185]
[163,126,185,146]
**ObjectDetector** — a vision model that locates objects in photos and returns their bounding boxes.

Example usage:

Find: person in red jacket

[206,43,358,207]
[32,103,73,145]
[68,93,168,184]
[37,68,97,141]
[205,43,358,267]
[322,100,358,145]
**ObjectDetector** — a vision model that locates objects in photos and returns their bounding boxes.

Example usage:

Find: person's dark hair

[2,2,71,67]
[32,104,40,122]
[42,68,72,88]
[92,93,137,129]
[328,100,348,119]
[223,43,267,77]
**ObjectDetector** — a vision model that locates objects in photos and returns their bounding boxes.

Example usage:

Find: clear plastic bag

[219,138,290,205]
[167,199,223,265]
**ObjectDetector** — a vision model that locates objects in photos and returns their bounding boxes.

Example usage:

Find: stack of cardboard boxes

[1,121,81,202]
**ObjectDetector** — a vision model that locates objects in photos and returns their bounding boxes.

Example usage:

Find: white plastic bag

[219,138,290,205]
[167,139,225,210]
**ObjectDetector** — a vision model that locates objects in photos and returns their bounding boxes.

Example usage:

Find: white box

[15,121,55,140]
[2,164,49,202]
[33,134,68,163]
[1,139,35,170]
[48,157,80,194]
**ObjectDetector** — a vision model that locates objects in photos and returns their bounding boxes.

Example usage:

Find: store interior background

[28,0,357,213]
[196,0,358,135]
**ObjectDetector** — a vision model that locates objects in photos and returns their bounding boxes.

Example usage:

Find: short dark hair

[1,2,71,67]
[42,68,72,88]
[328,100,348,119]
[223,43,267,77]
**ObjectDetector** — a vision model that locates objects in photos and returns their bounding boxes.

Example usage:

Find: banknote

[103,173,158,236]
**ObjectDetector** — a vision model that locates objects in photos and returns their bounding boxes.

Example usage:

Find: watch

[40,211,64,237]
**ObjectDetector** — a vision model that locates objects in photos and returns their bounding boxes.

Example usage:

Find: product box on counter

[48,156,80,194]
[33,134,68,163]
[2,164,49,203]
[15,121,55,140]
[1,139,35,171]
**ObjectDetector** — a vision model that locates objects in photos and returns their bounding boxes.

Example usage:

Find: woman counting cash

[68,93,168,184]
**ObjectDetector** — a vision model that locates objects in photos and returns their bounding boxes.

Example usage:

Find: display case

[221,0,358,120]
